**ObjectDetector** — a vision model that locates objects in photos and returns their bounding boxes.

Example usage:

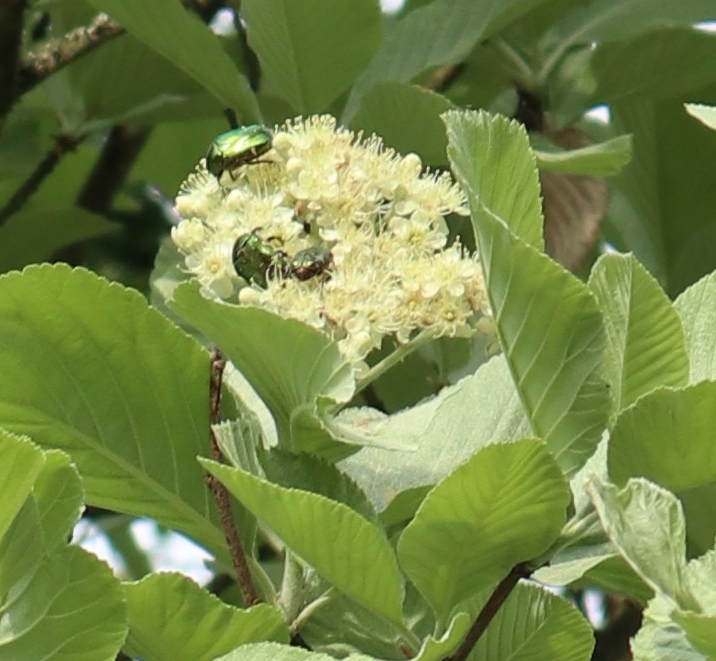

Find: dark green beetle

[232,231,287,288]
[289,246,333,281]
[206,125,273,181]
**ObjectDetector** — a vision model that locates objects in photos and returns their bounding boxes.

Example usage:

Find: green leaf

[532,134,633,176]
[351,83,454,165]
[673,611,716,659]
[200,459,404,624]
[592,28,716,104]
[0,443,126,660]
[0,431,44,540]
[344,0,553,119]
[123,573,289,660]
[243,0,381,114]
[609,382,716,493]
[444,109,543,249]
[686,103,716,131]
[33,449,84,552]
[587,477,695,608]
[0,208,116,273]
[170,282,355,459]
[674,270,716,384]
[588,253,688,419]
[86,0,260,121]
[340,356,532,510]
[0,265,226,557]
[398,439,569,619]
[473,583,594,661]
[445,109,609,477]
[547,0,716,49]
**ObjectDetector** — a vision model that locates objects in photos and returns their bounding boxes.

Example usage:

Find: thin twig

[205,346,260,607]
[423,63,462,92]
[17,13,125,98]
[445,563,530,661]
[0,133,83,227]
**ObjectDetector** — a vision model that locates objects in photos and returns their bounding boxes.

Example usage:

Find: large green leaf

[351,83,454,165]
[588,253,688,420]
[243,0,381,114]
[593,28,716,104]
[0,443,126,660]
[123,573,288,660]
[674,270,716,384]
[609,382,716,493]
[343,0,553,119]
[170,282,355,459]
[340,355,532,510]
[397,439,569,619]
[472,583,594,660]
[607,95,716,296]
[0,265,225,556]
[201,459,404,624]
[445,109,608,477]
[0,208,116,273]
[445,110,543,248]
[674,611,716,659]
[86,0,259,121]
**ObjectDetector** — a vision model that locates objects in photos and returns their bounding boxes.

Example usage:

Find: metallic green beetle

[206,124,273,181]
[289,246,333,281]
[232,231,287,288]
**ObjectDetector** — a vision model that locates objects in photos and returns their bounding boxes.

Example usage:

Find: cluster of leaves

[3,1,716,660]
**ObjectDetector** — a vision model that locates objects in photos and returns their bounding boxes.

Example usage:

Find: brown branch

[77,125,152,213]
[17,13,125,98]
[0,0,26,123]
[205,346,260,607]
[445,563,530,661]
[0,133,83,227]
[423,63,463,92]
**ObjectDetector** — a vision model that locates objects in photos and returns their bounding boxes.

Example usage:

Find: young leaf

[243,0,381,114]
[170,282,356,459]
[123,573,289,660]
[0,431,44,540]
[200,459,404,624]
[86,0,260,121]
[532,134,633,176]
[0,265,226,557]
[587,477,695,608]
[445,109,608,477]
[215,641,375,661]
[0,443,126,660]
[674,269,716,384]
[397,439,569,619]
[589,252,688,419]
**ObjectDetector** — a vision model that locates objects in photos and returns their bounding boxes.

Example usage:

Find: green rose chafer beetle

[232,231,287,289]
[289,246,333,281]
[206,124,273,181]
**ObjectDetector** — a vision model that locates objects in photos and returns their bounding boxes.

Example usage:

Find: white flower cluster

[172,115,489,367]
